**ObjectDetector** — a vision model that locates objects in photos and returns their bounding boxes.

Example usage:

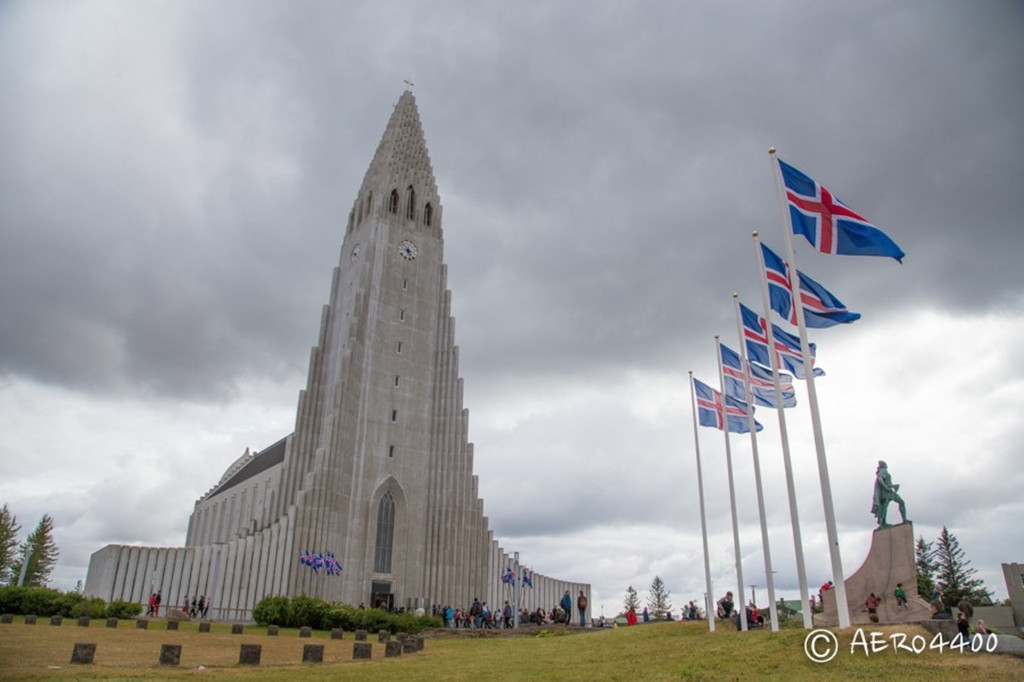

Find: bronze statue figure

[871,460,907,527]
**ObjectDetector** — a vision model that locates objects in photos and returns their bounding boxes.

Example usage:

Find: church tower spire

[348,91,441,239]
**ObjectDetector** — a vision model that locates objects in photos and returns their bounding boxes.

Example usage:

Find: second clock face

[398,240,418,261]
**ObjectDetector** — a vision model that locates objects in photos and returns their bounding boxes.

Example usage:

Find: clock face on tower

[398,240,418,261]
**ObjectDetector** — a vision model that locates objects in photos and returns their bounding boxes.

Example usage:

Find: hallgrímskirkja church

[84,90,589,618]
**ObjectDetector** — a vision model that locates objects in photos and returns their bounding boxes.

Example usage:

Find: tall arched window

[406,185,416,220]
[373,491,395,573]
[388,189,399,214]
[423,202,433,226]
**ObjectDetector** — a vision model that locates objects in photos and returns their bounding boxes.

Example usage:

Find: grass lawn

[1,618,1022,680]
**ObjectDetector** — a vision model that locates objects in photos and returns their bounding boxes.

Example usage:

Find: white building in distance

[85,90,590,620]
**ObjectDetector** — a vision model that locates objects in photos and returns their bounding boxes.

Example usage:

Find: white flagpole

[768,147,850,628]
[751,233,813,629]
[729,294,778,631]
[715,336,747,631]
[687,371,715,632]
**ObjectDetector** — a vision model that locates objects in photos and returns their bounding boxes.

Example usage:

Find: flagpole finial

[714,334,720,340]
[752,230,759,237]
[732,292,739,299]
[768,147,777,155]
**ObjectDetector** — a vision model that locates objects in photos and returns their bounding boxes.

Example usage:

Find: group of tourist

[144,591,209,619]
[145,590,162,616]
[438,590,590,628]
[621,601,703,625]
[181,594,209,619]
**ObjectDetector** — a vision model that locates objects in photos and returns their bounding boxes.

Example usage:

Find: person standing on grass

[560,591,572,625]
[577,590,588,627]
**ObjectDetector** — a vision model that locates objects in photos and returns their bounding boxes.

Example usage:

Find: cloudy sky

[2,1,1022,618]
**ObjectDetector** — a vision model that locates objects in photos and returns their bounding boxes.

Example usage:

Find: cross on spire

[403,79,415,91]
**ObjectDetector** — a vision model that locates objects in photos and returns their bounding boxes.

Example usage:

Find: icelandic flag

[693,377,763,433]
[324,553,343,577]
[761,243,861,328]
[778,158,905,262]
[502,567,515,587]
[720,342,796,409]
[522,569,533,588]
[740,302,825,379]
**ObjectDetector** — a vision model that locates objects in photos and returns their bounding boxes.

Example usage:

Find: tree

[933,526,992,608]
[915,535,937,599]
[623,585,640,614]
[647,575,673,619]
[0,504,21,584]
[8,514,60,587]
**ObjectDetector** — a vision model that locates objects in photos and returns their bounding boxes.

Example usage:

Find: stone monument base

[815,522,931,627]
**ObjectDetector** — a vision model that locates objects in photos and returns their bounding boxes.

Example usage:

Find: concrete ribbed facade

[85,91,590,621]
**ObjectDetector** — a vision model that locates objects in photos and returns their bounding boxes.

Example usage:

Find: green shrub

[69,596,107,618]
[290,595,329,629]
[357,607,392,633]
[253,595,291,626]
[390,611,430,634]
[250,595,442,633]
[56,591,107,617]
[0,586,64,616]
[105,600,142,619]
[323,604,360,631]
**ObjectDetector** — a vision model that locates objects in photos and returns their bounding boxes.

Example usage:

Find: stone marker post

[159,644,182,666]
[239,643,262,665]
[70,642,96,664]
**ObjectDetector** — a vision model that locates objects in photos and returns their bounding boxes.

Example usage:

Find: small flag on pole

[720,342,796,408]
[740,302,824,379]
[761,243,861,328]
[693,377,762,433]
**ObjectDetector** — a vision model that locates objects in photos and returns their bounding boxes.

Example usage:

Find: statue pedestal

[815,522,931,627]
